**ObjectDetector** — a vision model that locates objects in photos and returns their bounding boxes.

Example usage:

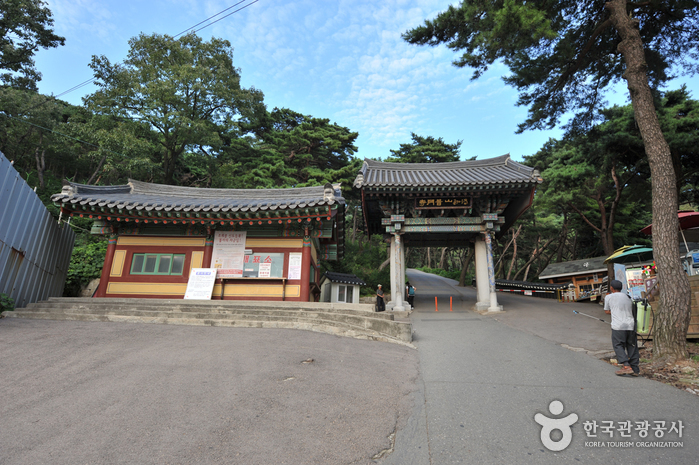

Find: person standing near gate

[376,284,385,312]
[604,279,639,376]
[406,282,416,309]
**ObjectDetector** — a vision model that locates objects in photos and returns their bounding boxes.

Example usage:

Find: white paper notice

[211,231,247,278]
[258,262,271,278]
[184,268,217,300]
[288,252,302,280]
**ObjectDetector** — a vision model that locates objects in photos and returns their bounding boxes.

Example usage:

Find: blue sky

[34,0,699,162]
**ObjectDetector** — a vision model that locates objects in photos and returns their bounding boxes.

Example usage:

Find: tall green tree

[0,0,65,90]
[85,32,265,185]
[385,133,461,163]
[403,0,699,362]
[242,107,361,191]
[0,87,77,189]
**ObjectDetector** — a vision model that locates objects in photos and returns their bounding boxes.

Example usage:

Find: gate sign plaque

[415,197,470,209]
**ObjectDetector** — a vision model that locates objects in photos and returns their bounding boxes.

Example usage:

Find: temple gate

[353,155,542,312]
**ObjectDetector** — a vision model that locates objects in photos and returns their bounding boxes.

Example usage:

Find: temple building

[51,181,345,301]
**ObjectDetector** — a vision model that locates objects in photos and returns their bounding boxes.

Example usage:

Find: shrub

[415,267,462,281]
[0,293,15,312]
[64,239,108,296]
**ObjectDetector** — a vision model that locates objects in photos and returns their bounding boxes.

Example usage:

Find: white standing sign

[184,268,217,300]
[211,231,247,278]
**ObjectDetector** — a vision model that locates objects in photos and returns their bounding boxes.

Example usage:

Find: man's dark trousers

[376,296,385,312]
[612,329,640,374]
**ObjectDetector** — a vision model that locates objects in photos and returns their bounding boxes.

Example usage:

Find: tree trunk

[87,154,108,185]
[512,236,555,281]
[556,218,568,263]
[34,135,46,190]
[350,206,358,242]
[439,247,447,269]
[378,258,390,272]
[506,226,522,280]
[426,247,431,268]
[607,0,691,362]
[459,247,474,287]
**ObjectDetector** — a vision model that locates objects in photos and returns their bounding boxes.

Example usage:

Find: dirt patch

[603,340,699,395]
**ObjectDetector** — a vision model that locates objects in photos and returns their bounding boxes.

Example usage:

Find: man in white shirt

[604,279,639,376]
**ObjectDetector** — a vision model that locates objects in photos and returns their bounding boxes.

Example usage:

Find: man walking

[604,279,640,376]
[376,284,385,312]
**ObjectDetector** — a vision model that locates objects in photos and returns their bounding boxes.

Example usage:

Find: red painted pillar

[203,234,214,268]
[300,236,312,302]
[95,234,118,298]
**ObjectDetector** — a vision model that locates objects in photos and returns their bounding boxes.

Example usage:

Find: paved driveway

[0,318,418,465]
[381,270,699,465]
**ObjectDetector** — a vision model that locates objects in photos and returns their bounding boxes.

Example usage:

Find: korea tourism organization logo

[534,400,578,451]
[534,400,684,451]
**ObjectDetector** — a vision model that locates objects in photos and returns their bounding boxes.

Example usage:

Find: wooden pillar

[203,233,214,268]
[300,235,312,302]
[95,233,118,298]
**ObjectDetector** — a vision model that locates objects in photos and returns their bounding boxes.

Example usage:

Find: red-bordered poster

[211,231,247,278]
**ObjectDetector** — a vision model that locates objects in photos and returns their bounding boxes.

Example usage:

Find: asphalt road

[3,271,698,465]
[381,269,699,465]
[0,318,419,465]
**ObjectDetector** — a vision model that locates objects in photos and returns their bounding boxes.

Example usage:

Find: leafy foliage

[64,239,108,297]
[385,133,461,163]
[403,0,699,132]
[0,293,15,312]
[416,267,463,281]
[86,32,266,184]
[0,0,65,90]
[322,232,390,296]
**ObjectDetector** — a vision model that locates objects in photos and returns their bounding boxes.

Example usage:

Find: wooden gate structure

[354,155,542,312]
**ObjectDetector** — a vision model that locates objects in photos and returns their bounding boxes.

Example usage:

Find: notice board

[211,231,247,278]
[184,268,217,300]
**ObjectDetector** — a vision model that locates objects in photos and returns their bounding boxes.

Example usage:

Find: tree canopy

[403,1,699,133]
[0,0,65,90]
[85,32,265,185]
[385,133,461,163]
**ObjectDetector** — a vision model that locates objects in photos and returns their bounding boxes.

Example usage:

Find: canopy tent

[604,245,654,265]
[641,211,699,252]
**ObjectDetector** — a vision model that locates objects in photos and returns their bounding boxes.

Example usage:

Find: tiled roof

[538,256,609,280]
[353,155,541,189]
[322,272,366,286]
[52,180,344,213]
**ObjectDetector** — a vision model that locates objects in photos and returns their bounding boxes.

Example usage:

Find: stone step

[4,310,412,346]
[16,306,396,331]
[31,298,387,319]
[5,298,412,345]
